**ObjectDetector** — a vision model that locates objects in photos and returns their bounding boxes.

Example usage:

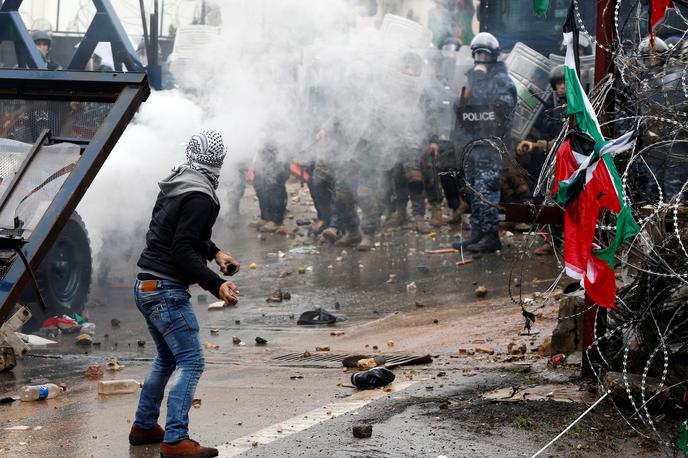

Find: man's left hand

[215,251,240,276]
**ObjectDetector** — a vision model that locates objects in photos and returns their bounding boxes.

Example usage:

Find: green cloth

[533,0,550,16]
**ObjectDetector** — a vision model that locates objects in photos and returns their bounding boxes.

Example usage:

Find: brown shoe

[429,203,443,227]
[160,438,218,458]
[129,424,164,446]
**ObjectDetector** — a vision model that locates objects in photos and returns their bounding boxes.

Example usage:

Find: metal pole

[56,0,60,32]
[139,0,149,62]
[160,0,164,35]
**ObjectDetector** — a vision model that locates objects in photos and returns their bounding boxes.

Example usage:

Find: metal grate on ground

[272,352,431,368]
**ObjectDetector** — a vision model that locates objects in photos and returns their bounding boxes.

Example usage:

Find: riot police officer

[452,32,516,253]
[31,30,61,70]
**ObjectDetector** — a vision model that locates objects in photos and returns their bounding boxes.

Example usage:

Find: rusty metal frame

[0,69,150,322]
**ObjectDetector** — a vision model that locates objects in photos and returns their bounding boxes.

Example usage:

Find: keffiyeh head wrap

[176,130,227,189]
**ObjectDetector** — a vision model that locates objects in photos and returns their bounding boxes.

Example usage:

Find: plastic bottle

[20,383,64,401]
[98,379,142,395]
[351,367,396,389]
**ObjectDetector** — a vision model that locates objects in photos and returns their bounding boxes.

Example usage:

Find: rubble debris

[266,289,292,303]
[75,334,93,346]
[192,399,202,409]
[232,336,242,344]
[98,380,142,395]
[416,266,430,274]
[137,340,146,347]
[386,274,397,284]
[482,384,595,404]
[106,358,124,371]
[425,248,458,255]
[372,345,378,351]
[297,308,339,325]
[551,293,584,354]
[433,319,439,324]
[298,266,306,274]
[406,282,417,293]
[110,318,121,327]
[474,286,488,298]
[203,342,220,350]
[458,348,475,356]
[352,424,373,439]
[303,350,312,358]
[0,347,17,372]
[84,365,103,380]
[290,375,304,380]
[235,320,241,325]
[537,337,552,357]
[507,342,527,355]
[0,396,17,404]
[249,263,257,270]
[357,358,378,371]
[342,355,385,368]
[208,301,226,311]
[351,367,395,389]
[210,329,220,336]
[386,340,395,348]
[315,346,330,352]
[80,322,96,335]
[475,347,495,355]
[330,331,345,336]
[604,372,671,404]
[255,337,268,345]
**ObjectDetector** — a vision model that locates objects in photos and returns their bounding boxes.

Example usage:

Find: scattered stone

[137,340,146,347]
[75,334,92,346]
[235,320,241,325]
[458,348,475,356]
[387,340,395,348]
[474,286,488,298]
[386,274,397,284]
[553,288,564,301]
[298,266,306,274]
[84,365,103,380]
[110,318,121,327]
[330,331,345,336]
[507,342,527,355]
[475,347,495,355]
[357,358,378,371]
[315,346,330,352]
[406,282,417,293]
[538,337,552,357]
[203,342,220,350]
[210,329,220,336]
[437,371,447,377]
[303,350,312,357]
[232,336,242,344]
[352,424,373,439]
[433,319,439,324]
[439,403,450,410]
[372,345,378,351]
[208,301,226,311]
[106,358,124,371]
[334,302,341,310]
[416,266,430,274]
[255,337,268,345]
[290,375,304,380]
[239,342,247,347]
[249,263,257,270]
[192,398,202,408]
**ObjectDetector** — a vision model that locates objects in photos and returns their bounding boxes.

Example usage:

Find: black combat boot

[466,231,502,253]
[452,231,483,250]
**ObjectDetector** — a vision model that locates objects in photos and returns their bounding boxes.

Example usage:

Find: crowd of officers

[243,32,570,255]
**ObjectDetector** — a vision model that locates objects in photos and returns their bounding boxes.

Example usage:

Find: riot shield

[505,42,553,141]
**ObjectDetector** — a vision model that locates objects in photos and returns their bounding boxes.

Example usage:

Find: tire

[22,212,92,329]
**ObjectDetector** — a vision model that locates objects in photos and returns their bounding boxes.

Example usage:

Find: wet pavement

[0,184,649,457]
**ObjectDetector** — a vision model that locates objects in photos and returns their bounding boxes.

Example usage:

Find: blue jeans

[132,279,204,443]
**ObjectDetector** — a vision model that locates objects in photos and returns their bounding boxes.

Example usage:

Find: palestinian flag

[552,4,639,309]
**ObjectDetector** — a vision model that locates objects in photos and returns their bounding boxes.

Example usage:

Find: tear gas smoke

[77,0,441,284]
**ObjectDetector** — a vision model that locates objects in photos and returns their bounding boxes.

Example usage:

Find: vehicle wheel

[22,212,92,329]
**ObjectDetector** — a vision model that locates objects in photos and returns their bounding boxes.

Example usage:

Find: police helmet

[548,65,565,90]
[441,37,461,53]
[470,32,500,61]
[31,30,52,47]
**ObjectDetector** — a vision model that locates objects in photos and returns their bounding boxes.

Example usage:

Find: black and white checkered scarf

[174,130,227,189]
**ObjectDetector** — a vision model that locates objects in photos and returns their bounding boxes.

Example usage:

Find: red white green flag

[552,4,639,309]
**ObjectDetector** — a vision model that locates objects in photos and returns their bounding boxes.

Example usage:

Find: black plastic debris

[351,367,396,389]
[297,308,338,325]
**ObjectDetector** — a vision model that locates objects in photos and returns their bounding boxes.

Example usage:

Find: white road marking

[217,380,418,457]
